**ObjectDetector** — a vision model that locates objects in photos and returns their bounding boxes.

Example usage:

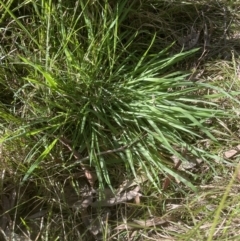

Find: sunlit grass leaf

[22,138,58,183]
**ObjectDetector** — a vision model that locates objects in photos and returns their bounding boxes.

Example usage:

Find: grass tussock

[0,0,240,240]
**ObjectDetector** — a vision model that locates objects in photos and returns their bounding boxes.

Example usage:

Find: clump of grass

[0,0,229,188]
[0,0,240,240]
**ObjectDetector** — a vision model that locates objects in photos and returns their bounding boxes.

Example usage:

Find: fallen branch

[68,132,147,167]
